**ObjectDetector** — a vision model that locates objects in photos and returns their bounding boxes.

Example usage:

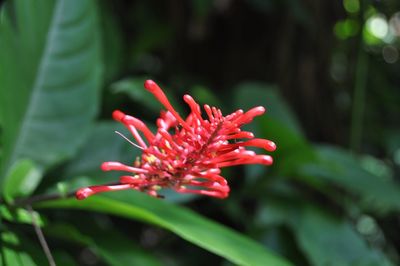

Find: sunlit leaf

[3,159,42,203]
[0,206,44,227]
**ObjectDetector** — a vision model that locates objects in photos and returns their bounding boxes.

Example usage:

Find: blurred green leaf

[46,223,162,266]
[0,0,103,191]
[99,1,124,83]
[233,83,317,180]
[130,3,173,66]
[233,82,302,135]
[300,145,400,213]
[111,77,162,114]
[257,199,393,266]
[190,85,222,108]
[56,122,142,195]
[0,206,44,227]
[52,251,76,266]
[3,159,42,203]
[1,232,28,266]
[111,77,184,115]
[294,206,393,266]
[39,191,293,266]
[1,230,47,266]
[62,122,136,178]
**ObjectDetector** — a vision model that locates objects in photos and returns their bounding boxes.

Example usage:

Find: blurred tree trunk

[166,0,345,142]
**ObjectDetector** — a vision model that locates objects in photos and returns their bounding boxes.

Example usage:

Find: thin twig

[26,205,56,266]
[12,191,76,207]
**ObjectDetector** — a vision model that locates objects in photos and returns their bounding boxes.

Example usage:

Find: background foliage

[1,0,400,265]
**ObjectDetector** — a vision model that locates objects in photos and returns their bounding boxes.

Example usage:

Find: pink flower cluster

[76,80,276,200]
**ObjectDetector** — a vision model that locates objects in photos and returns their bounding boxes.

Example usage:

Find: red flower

[76,80,276,200]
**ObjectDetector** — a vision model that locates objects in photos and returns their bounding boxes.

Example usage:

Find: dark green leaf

[190,85,222,108]
[111,77,162,113]
[1,231,42,266]
[233,82,302,135]
[99,1,124,83]
[257,199,394,266]
[293,206,393,266]
[62,122,137,179]
[233,83,317,180]
[46,223,162,266]
[111,77,184,115]
[300,145,400,213]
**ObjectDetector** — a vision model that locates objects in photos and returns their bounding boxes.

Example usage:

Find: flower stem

[11,191,76,207]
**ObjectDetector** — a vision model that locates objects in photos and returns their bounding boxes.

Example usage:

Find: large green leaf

[0,0,102,191]
[294,206,393,266]
[38,191,293,266]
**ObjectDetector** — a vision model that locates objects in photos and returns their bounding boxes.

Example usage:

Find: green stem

[350,48,368,152]
[350,0,368,153]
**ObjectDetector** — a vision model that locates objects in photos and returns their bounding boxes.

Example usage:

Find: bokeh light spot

[334,19,359,39]
[357,215,378,236]
[382,45,399,63]
[389,12,400,36]
[366,14,388,39]
[343,0,360,14]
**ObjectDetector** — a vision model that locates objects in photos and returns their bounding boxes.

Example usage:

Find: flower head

[76,80,276,200]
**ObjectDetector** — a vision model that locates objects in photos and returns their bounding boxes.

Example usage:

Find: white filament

[115,131,144,150]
